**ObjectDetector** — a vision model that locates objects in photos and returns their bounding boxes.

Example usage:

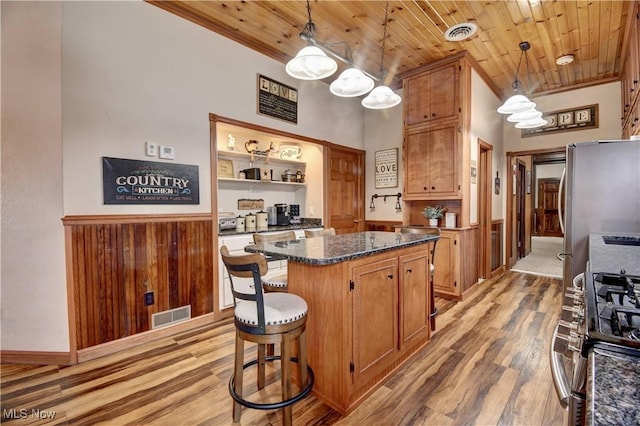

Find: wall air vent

[152,305,191,329]
[444,23,477,41]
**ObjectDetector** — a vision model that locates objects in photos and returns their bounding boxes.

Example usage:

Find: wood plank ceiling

[149,1,637,99]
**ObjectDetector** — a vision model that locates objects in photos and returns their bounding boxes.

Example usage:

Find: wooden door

[399,252,429,348]
[536,178,563,236]
[351,258,398,389]
[325,144,365,234]
[478,140,493,279]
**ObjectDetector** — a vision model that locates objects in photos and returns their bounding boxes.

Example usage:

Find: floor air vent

[152,305,191,329]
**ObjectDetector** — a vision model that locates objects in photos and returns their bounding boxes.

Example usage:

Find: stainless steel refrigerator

[561,139,640,293]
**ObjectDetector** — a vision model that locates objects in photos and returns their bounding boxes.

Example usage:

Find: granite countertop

[588,346,640,425]
[245,231,439,265]
[588,233,640,276]
[219,220,322,237]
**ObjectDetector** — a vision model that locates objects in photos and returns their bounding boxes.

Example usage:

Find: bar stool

[253,231,296,293]
[400,226,440,331]
[304,227,336,238]
[220,246,314,426]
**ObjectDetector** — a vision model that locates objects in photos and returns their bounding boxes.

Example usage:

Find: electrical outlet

[145,141,157,157]
[144,291,154,306]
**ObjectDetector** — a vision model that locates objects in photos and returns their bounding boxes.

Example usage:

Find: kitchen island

[246,231,439,413]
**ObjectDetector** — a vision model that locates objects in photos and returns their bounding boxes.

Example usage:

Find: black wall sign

[257,74,298,124]
[102,157,199,205]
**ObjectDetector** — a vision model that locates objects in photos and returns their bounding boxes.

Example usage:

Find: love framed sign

[375,148,398,188]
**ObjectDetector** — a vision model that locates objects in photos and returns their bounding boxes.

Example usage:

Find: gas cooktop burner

[630,329,640,341]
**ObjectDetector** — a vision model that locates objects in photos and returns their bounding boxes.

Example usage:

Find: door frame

[505,147,565,269]
[477,139,493,279]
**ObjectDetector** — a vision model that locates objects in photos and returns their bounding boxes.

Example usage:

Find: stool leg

[298,329,308,387]
[233,333,244,422]
[257,343,266,389]
[281,336,292,426]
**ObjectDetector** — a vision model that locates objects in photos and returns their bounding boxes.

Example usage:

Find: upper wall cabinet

[404,62,460,128]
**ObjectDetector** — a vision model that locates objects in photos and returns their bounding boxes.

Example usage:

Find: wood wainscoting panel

[65,217,214,350]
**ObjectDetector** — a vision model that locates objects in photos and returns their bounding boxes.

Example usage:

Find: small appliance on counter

[218,212,237,231]
[242,168,261,180]
[275,203,289,225]
[267,206,278,225]
[235,215,245,232]
[256,210,268,229]
[245,213,256,231]
[289,204,301,224]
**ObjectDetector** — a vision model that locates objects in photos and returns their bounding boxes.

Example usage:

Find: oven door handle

[550,324,570,409]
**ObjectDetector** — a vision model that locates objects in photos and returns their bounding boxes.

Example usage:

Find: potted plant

[423,205,446,227]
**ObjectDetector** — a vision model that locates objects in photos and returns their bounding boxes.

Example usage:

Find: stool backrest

[304,227,336,238]
[220,245,269,332]
[253,230,296,244]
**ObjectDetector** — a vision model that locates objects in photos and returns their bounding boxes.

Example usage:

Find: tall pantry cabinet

[401,52,478,300]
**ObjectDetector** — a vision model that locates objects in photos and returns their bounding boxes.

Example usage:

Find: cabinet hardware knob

[407,269,413,273]
[423,186,428,190]
[431,186,436,190]
[432,113,436,117]
[387,274,394,279]
[423,115,428,119]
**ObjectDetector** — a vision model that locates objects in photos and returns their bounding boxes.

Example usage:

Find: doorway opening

[506,148,565,277]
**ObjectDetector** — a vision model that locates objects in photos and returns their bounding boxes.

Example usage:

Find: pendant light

[330,67,375,97]
[362,1,401,109]
[497,42,547,129]
[285,1,337,80]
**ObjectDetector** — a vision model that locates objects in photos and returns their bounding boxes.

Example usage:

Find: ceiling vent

[444,23,477,41]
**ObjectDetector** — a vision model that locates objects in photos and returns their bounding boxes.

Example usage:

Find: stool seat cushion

[262,272,288,289]
[235,293,307,326]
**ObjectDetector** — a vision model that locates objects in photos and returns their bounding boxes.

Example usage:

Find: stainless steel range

[552,269,640,424]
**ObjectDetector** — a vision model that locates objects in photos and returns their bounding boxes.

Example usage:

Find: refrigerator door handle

[558,167,566,235]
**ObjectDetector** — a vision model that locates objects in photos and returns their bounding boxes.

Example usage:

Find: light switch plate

[159,145,175,159]
[145,141,157,157]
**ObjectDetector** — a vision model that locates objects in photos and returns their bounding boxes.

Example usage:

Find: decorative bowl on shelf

[279,145,302,160]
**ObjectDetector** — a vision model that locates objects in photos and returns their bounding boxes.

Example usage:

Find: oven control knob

[562,305,584,320]
[558,319,580,334]
[568,335,582,352]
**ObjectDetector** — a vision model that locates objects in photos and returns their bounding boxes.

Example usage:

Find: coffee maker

[275,203,289,225]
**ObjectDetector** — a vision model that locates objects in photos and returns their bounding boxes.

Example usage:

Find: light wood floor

[1,271,567,425]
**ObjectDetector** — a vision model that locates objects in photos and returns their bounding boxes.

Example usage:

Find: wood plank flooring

[1,271,567,425]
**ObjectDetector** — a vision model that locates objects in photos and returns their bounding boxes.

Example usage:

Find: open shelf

[217,150,306,167]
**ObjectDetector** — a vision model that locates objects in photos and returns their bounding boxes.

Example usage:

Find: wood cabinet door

[433,231,457,297]
[404,62,459,127]
[351,258,398,389]
[404,73,431,127]
[428,63,459,122]
[399,252,429,348]
[428,123,458,196]
[404,130,431,198]
[404,123,459,200]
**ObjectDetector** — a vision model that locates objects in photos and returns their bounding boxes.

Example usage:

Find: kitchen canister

[256,211,268,229]
[235,215,245,232]
[245,213,256,232]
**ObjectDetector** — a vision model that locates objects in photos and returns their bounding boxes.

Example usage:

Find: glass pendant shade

[285,46,338,80]
[507,107,542,123]
[362,85,401,109]
[497,94,536,114]
[329,68,375,97]
[515,116,549,129]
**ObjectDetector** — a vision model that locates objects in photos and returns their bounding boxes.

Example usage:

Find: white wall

[470,70,504,223]
[503,82,622,152]
[363,93,404,221]
[1,2,68,352]
[1,0,364,353]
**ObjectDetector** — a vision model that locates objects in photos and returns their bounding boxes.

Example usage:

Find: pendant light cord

[379,1,390,77]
